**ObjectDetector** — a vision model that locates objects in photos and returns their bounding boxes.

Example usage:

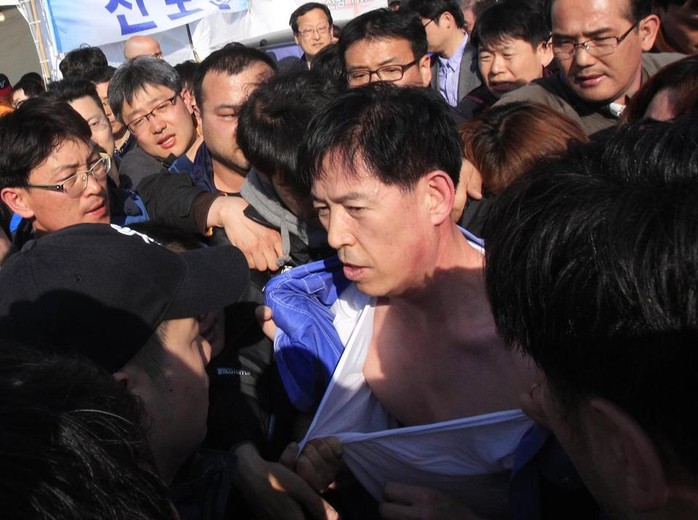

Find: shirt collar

[438,33,468,72]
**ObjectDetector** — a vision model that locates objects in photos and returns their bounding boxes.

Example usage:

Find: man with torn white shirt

[264,84,537,519]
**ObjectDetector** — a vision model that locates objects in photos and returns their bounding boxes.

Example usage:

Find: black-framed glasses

[26,153,111,198]
[297,24,331,38]
[423,18,435,28]
[551,22,639,60]
[346,59,420,86]
[125,94,178,133]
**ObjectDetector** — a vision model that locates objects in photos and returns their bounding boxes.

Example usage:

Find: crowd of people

[0,0,697,518]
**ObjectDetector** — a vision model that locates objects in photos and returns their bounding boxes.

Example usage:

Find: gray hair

[108,56,182,123]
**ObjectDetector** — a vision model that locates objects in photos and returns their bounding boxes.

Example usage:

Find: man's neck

[380,224,485,318]
[612,66,644,106]
[212,159,248,194]
[441,30,467,60]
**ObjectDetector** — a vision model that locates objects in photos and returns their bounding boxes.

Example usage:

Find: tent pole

[185,23,200,62]
[21,0,51,82]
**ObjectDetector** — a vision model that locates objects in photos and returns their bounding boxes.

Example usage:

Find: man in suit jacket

[407,0,481,106]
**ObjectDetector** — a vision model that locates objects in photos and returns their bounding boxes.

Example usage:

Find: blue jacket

[264,227,484,413]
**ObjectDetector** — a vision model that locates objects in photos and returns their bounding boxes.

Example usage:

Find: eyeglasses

[125,94,178,133]
[297,24,330,38]
[346,59,419,86]
[551,22,639,60]
[423,18,435,28]
[26,153,111,198]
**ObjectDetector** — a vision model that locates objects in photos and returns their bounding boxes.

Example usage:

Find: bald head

[124,35,162,60]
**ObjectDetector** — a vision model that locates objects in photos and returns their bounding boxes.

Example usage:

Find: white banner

[45,0,248,52]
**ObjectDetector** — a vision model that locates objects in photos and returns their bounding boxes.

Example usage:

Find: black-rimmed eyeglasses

[346,60,419,86]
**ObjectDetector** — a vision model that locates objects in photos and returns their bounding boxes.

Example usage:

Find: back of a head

[237,70,339,195]
[13,75,45,99]
[83,65,117,85]
[289,2,334,32]
[298,83,462,191]
[485,117,698,478]
[0,97,91,190]
[310,43,345,90]
[108,56,182,123]
[460,102,587,195]
[45,78,103,110]
[407,0,466,28]
[173,60,200,92]
[0,342,175,520]
[192,43,277,109]
[59,46,109,80]
[471,1,551,49]
[624,54,698,123]
[338,9,428,67]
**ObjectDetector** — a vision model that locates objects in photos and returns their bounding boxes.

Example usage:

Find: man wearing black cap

[0,223,250,512]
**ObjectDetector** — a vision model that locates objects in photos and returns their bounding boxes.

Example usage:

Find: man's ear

[519,369,554,430]
[293,33,301,47]
[424,170,455,225]
[418,53,432,87]
[180,88,195,115]
[1,187,34,219]
[193,103,202,129]
[112,364,149,397]
[589,398,669,512]
[538,40,554,68]
[638,14,660,51]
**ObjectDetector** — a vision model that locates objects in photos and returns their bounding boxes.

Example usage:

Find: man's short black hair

[45,78,104,113]
[192,43,276,110]
[407,0,466,28]
[12,75,45,99]
[485,117,698,475]
[338,9,428,70]
[0,97,91,189]
[83,65,117,84]
[289,2,333,33]
[238,70,338,196]
[472,2,551,49]
[298,83,462,192]
[59,46,109,80]
[0,342,176,519]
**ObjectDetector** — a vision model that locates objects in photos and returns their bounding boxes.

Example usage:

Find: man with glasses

[0,98,111,243]
[339,9,432,89]
[496,0,683,135]
[109,56,201,189]
[289,3,334,70]
[406,0,481,106]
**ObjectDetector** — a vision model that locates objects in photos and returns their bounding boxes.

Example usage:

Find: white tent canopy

[12,0,385,80]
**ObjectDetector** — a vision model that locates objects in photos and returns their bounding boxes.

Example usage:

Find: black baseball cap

[0,223,250,371]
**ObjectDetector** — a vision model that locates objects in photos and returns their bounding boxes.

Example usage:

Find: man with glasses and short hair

[496,0,683,136]
[339,9,433,89]
[289,3,334,69]
[0,98,111,243]
[109,56,201,189]
[406,0,481,106]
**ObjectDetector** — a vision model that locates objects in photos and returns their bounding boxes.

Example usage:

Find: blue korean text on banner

[45,0,248,53]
